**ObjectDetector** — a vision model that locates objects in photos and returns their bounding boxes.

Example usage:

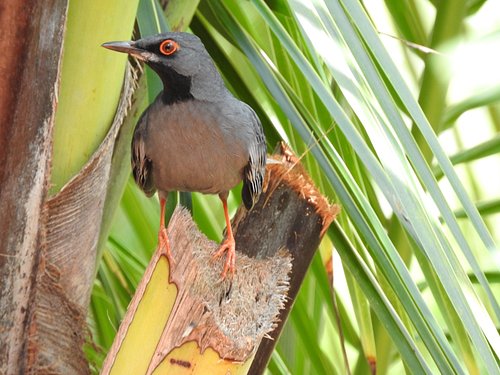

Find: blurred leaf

[443,87,500,128]
[51,0,139,194]
[455,198,500,219]
[434,134,500,179]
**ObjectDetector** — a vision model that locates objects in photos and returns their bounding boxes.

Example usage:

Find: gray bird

[102,32,266,277]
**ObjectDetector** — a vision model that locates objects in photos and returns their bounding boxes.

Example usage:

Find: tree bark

[0,1,68,373]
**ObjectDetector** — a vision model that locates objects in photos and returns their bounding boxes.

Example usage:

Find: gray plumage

[102,32,266,276]
[121,32,266,209]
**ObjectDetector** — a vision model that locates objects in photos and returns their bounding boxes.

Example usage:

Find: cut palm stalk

[102,144,339,374]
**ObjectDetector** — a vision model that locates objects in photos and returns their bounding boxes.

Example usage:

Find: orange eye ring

[159,39,179,56]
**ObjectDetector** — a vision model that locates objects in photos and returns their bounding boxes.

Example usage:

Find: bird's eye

[159,39,179,56]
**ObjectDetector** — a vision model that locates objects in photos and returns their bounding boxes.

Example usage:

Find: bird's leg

[158,196,172,260]
[212,195,236,278]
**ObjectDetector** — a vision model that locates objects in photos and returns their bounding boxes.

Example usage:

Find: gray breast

[143,97,252,195]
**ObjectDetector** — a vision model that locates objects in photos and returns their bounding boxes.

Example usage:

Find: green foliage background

[82,1,500,373]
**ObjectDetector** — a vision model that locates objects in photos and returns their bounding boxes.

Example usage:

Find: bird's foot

[158,227,174,264]
[212,237,236,279]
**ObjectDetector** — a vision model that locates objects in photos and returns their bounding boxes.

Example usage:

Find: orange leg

[212,196,236,278]
[158,197,172,260]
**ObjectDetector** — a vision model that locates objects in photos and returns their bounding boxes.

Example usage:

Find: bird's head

[102,32,227,103]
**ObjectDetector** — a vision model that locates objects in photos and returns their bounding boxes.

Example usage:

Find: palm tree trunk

[0,0,68,372]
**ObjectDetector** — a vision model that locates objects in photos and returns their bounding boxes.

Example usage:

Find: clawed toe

[212,239,236,279]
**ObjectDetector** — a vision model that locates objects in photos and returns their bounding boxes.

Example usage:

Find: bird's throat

[154,66,193,105]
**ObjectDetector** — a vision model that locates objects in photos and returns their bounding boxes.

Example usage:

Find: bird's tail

[241,165,263,210]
